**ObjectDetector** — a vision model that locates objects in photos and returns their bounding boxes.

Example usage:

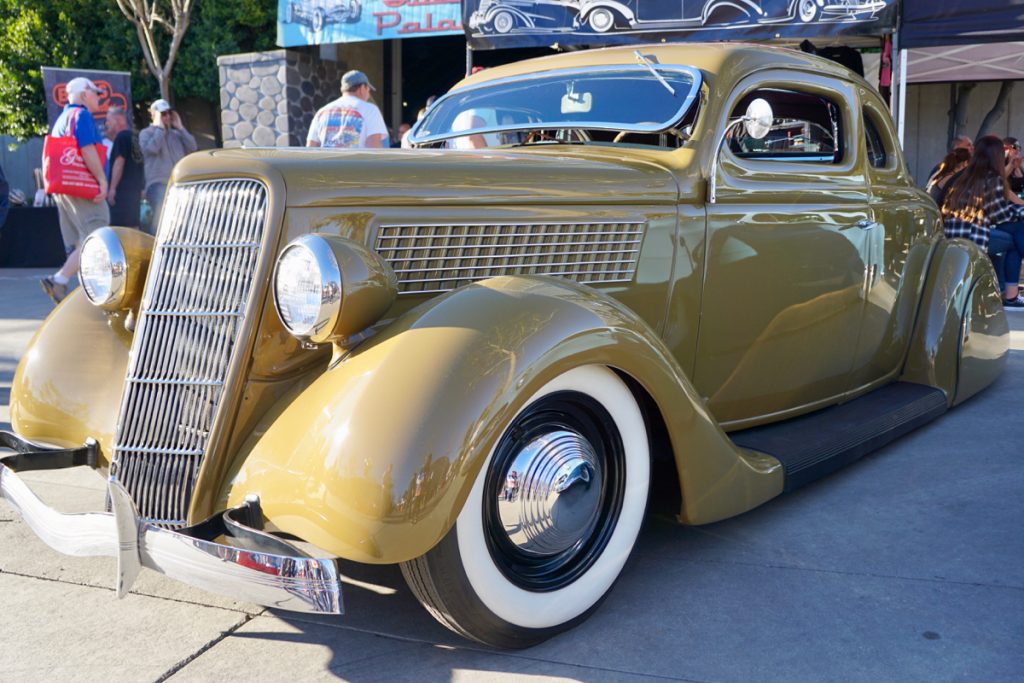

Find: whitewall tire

[401,365,650,648]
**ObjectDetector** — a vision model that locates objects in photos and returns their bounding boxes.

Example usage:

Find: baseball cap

[150,99,172,113]
[341,70,375,93]
[66,77,101,96]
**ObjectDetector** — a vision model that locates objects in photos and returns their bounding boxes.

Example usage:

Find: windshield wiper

[635,50,676,97]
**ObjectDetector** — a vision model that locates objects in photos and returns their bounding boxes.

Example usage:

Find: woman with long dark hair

[927,147,971,206]
[943,135,1024,308]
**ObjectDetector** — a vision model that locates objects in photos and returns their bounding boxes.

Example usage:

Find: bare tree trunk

[950,83,975,142]
[977,81,1016,139]
[115,0,194,102]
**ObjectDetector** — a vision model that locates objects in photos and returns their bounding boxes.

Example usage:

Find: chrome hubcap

[498,430,603,557]
[483,391,625,591]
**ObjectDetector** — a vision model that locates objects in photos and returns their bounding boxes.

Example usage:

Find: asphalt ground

[1,267,1022,683]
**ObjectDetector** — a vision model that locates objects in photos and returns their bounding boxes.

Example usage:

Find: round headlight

[273,234,342,343]
[80,228,127,308]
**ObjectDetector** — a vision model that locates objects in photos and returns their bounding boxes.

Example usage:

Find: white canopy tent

[894,0,1024,142]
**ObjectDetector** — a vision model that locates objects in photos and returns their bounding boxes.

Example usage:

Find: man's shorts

[55,193,111,252]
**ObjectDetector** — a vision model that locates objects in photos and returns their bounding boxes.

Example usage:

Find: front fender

[220,276,783,564]
[10,290,131,464]
[901,239,1009,402]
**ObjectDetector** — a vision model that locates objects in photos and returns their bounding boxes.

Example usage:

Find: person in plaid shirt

[942,135,1024,309]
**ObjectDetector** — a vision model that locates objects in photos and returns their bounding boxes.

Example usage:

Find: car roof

[455,42,867,93]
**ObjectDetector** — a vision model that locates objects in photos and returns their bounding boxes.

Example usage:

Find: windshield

[409,64,702,148]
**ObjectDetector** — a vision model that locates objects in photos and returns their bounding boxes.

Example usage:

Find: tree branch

[114,0,193,101]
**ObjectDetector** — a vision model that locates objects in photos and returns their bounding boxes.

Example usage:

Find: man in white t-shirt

[306,70,388,149]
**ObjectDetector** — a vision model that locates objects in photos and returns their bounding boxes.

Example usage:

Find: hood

[172,146,685,208]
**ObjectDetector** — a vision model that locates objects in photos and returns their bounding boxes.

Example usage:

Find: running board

[729,383,948,492]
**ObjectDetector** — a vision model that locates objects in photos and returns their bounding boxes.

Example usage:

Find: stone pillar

[217,49,343,148]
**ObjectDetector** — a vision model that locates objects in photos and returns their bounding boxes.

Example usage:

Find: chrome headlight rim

[272,234,343,344]
[80,227,127,309]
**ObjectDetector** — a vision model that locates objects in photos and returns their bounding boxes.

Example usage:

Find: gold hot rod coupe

[1,44,1009,648]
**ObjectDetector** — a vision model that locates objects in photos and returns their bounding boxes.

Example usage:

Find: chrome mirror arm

[709,118,745,205]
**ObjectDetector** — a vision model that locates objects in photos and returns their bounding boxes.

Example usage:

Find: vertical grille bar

[112,179,268,527]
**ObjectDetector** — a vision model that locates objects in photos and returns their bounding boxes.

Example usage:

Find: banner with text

[278,0,463,46]
[42,67,132,129]
[465,0,897,50]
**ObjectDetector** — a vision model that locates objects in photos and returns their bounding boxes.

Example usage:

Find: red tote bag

[42,109,107,199]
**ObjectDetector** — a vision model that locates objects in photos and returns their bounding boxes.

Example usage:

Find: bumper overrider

[0,431,343,614]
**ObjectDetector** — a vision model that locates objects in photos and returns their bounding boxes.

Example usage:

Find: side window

[863,109,889,169]
[728,88,843,164]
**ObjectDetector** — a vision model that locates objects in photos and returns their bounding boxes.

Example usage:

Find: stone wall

[217,49,342,148]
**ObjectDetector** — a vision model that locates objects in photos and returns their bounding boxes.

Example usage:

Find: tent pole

[466,44,473,77]
[897,46,908,145]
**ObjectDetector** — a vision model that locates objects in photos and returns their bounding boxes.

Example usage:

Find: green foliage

[0,0,276,140]
[0,1,131,138]
[174,0,278,101]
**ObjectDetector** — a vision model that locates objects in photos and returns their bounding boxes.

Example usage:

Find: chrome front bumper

[0,434,342,614]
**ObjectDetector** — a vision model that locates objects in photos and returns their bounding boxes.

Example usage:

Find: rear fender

[901,238,1009,402]
[218,276,783,564]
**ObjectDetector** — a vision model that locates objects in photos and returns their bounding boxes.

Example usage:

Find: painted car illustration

[1,43,1007,649]
[470,0,764,33]
[468,0,577,34]
[768,0,888,23]
[469,0,888,34]
[285,0,362,33]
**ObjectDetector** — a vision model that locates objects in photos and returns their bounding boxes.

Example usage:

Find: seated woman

[927,147,970,206]
[942,135,1024,309]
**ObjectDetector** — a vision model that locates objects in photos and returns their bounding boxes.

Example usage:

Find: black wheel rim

[482,391,626,592]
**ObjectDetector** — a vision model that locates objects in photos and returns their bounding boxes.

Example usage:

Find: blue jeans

[994,221,1024,286]
[992,221,1024,293]
[145,182,167,235]
[988,230,1012,292]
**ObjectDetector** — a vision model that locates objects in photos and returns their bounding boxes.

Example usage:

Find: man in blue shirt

[40,76,110,305]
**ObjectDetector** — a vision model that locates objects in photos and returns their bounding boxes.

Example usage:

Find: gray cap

[341,70,375,93]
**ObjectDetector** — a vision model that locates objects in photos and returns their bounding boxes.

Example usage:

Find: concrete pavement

[1,267,1022,682]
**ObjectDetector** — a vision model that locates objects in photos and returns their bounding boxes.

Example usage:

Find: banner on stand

[41,67,132,129]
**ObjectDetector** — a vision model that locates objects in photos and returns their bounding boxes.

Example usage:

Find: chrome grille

[374,221,645,294]
[112,179,268,527]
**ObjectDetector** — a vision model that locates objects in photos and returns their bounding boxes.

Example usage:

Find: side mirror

[743,98,773,139]
[709,98,775,204]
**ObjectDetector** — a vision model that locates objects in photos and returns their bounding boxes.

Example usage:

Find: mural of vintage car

[470,0,769,34]
[1,43,1008,649]
[285,0,362,33]
[765,0,888,23]
[469,0,890,34]
[468,0,578,34]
